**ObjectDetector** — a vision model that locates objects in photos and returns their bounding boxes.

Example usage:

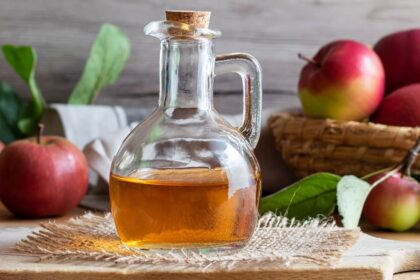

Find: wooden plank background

[1,0,420,105]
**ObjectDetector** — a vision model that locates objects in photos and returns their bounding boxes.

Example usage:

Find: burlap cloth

[13,212,359,269]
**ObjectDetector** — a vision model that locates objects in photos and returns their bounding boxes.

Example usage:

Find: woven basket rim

[269,111,420,132]
[269,110,420,177]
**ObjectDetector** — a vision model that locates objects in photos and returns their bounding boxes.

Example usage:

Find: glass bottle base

[122,239,249,254]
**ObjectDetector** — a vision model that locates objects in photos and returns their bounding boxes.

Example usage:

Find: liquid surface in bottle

[109,168,260,250]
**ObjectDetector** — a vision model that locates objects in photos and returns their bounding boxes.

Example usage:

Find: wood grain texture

[1,0,420,103]
[0,232,419,280]
[0,204,419,280]
[394,273,420,280]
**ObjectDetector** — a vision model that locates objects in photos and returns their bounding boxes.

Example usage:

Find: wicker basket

[269,112,420,178]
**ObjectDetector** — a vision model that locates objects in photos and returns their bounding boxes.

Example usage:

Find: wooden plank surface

[0,203,419,280]
[0,227,418,280]
[1,0,420,103]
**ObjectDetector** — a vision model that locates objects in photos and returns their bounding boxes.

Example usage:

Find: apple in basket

[298,40,385,121]
[0,124,89,218]
[374,29,420,94]
[371,84,420,127]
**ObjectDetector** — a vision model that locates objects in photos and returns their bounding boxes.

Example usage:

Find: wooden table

[0,203,418,279]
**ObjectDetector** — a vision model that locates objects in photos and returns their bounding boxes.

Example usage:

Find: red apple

[371,84,420,127]
[374,29,420,94]
[0,141,4,153]
[298,40,385,121]
[0,125,88,218]
[363,173,420,231]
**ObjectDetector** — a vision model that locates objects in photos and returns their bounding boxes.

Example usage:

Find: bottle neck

[159,38,214,110]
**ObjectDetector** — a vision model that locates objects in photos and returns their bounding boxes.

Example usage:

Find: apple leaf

[337,175,372,229]
[259,172,341,219]
[0,81,24,143]
[68,23,131,105]
[2,45,45,135]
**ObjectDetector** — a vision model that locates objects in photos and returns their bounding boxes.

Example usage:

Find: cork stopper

[166,10,211,29]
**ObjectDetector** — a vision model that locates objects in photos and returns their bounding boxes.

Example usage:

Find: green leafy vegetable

[68,23,131,104]
[0,81,24,143]
[2,45,45,135]
[259,172,341,219]
[336,175,372,229]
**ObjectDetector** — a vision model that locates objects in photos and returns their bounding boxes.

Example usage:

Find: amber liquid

[109,168,260,250]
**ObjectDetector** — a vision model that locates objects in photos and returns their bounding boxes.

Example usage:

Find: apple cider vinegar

[109,10,263,251]
[109,168,261,250]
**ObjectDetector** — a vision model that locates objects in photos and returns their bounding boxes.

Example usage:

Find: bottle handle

[215,53,262,148]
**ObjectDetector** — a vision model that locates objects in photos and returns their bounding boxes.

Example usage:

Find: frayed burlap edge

[14,212,359,269]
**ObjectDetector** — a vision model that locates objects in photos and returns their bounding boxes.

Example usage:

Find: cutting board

[0,226,418,280]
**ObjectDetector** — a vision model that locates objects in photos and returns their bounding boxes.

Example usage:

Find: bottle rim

[144,20,221,40]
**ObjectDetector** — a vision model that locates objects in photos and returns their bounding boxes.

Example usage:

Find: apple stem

[361,166,393,180]
[37,123,44,145]
[370,167,400,189]
[399,137,420,177]
[365,137,420,187]
[298,53,320,67]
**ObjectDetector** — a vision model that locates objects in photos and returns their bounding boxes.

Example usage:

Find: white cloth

[83,123,137,183]
[41,104,128,149]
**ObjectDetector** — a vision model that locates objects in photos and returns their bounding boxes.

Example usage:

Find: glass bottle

[110,11,262,251]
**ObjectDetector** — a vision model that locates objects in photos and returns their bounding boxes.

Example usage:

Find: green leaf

[2,45,45,135]
[0,81,24,143]
[337,175,372,229]
[259,172,341,219]
[17,115,37,135]
[68,23,131,105]
[0,117,15,143]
